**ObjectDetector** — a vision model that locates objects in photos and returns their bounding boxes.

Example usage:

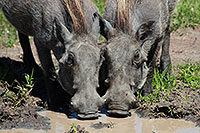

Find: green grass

[0,11,18,48]
[177,62,200,90]
[171,0,200,31]
[138,62,200,105]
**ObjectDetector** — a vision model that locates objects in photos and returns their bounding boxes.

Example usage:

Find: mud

[0,56,50,130]
[0,97,50,130]
[136,87,200,126]
[0,110,199,132]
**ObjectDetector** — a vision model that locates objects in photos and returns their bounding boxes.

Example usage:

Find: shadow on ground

[0,57,47,101]
[0,57,71,130]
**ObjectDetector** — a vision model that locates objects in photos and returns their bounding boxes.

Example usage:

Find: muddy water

[1,110,199,133]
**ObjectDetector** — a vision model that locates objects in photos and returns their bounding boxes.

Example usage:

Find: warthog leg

[160,25,171,72]
[18,32,38,69]
[34,38,69,110]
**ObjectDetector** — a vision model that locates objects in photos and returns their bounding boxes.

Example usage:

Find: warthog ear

[135,21,156,43]
[136,21,161,64]
[95,13,116,40]
[53,17,73,45]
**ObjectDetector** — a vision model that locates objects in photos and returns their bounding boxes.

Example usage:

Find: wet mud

[0,110,199,133]
[0,97,50,130]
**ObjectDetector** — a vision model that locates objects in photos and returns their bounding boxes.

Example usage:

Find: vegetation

[0,69,35,106]
[0,11,18,48]
[67,123,89,133]
[171,0,200,31]
[137,61,200,105]
[92,0,106,15]
[68,123,78,133]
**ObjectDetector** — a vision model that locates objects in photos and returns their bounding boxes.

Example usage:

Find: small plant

[168,106,174,117]
[183,97,187,101]
[1,81,17,102]
[1,69,35,106]
[67,123,89,133]
[68,123,78,133]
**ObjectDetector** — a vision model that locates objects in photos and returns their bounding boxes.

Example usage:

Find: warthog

[98,0,177,117]
[1,0,105,119]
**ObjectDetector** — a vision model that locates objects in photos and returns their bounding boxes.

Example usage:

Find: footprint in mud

[91,121,115,129]
[91,116,115,129]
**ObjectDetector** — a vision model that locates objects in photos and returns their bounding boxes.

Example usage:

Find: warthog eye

[132,49,143,67]
[67,52,74,67]
[134,50,140,60]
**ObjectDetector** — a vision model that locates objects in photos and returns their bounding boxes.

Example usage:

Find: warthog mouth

[77,112,99,119]
[105,95,138,117]
[106,102,132,117]
[107,110,130,117]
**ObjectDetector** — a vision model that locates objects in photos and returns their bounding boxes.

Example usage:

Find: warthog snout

[71,86,104,119]
[103,90,137,117]
[98,32,148,117]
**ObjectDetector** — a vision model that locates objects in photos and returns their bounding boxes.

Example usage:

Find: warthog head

[53,13,104,119]
[98,15,149,117]
[97,0,177,117]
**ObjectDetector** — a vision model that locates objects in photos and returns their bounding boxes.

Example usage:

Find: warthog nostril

[70,100,79,109]
[70,102,74,106]
[131,101,135,105]
[131,101,138,108]
[104,79,109,84]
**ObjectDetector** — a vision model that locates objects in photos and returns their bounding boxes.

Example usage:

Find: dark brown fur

[62,0,89,33]
[117,0,131,33]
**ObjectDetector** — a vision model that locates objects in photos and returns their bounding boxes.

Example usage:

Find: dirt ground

[170,27,200,66]
[0,96,50,130]
[0,28,200,131]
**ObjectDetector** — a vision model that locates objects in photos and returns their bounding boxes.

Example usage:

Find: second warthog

[1,0,105,119]
[98,0,176,116]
